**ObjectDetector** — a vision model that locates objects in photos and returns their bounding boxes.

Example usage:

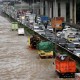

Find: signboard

[51,17,64,30]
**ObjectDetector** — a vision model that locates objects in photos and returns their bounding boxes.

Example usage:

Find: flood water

[0,15,75,80]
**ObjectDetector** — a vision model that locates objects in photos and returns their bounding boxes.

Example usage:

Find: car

[57,31,65,38]
[40,23,45,30]
[34,27,40,31]
[56,31,62,37]
[75,34,80,41]
[65,43,76,52]
[70,28,78,35]
[37,17,41,23]
[34,26,44,32]
[64,25,70,29]
[73,49,80,57]
[29,19,34,24]
[17,18,20,22]
[71,28,77,31]
[25,12,31,17]
[46,33,54,40]
[67,33,76,42]
[39,23,44,30]
[33,23,40,28]
[57,38,68,47]
[47,24,53,32]
[33,23,39,27]
[62,29,68,32]
[63,28,69,31]
[38,30,45,35]
[63,25,71,33]
[72,39,80,45]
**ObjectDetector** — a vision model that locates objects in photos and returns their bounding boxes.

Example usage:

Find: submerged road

[0,15,75,80]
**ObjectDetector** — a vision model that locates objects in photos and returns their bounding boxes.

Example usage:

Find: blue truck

[40,16,49,23]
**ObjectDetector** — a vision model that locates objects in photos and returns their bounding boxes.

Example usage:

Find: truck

[37,41,53,58]
[11,22,18,30]
[55,54,76,78]
[30,35,41,49]
[40,16,49,23]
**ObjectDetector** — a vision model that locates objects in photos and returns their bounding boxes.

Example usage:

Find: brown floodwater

[0,15,75,80]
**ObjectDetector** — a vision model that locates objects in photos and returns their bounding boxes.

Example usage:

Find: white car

[18,28,24,35]
[63,28,68,31]
[29,19,34,24]
[17,18,20,22]
[71,28,77,31]
[37,17,41,22]
[57,31,62,37]
[63,25,71,31]
[33,23,39,28]
[33,23,44,32]
[34,27,44,32]
[47,25,53,32]
[65,25,70,28]
[37,17,41,20]
[25,12,31,17]
[63,27,70,31]
[37,30,45,35]
[57,31,65,38]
